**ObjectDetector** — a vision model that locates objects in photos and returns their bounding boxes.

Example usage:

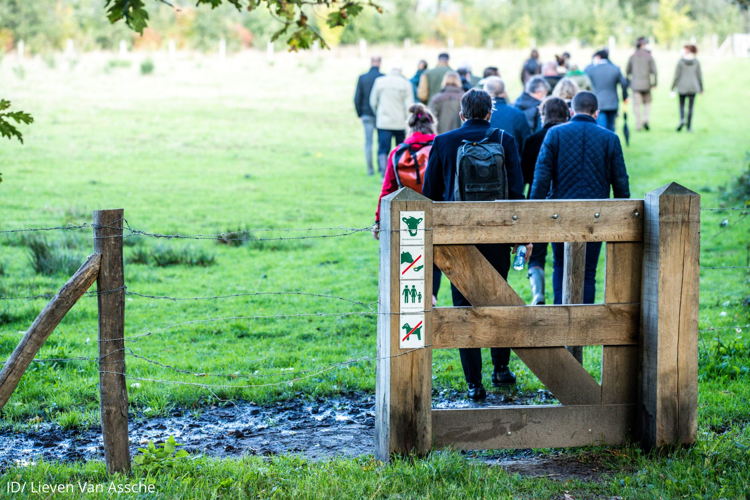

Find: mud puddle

[0,390,614,481]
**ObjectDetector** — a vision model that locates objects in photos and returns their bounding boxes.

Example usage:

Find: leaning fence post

[375,188,432,460]
[562,241,586,363]
[93,209,130,474]
[640,183,700,448]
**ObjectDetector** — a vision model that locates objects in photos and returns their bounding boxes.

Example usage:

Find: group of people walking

[357,39,702,400]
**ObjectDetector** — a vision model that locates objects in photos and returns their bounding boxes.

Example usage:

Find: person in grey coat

[672,44,703,132]
[354,56,383,175]
[585,49,628,132]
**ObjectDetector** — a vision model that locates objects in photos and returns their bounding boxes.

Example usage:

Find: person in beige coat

[370,67,414,175]
[626,37,658,131]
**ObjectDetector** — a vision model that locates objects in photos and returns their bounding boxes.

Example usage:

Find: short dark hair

[438,52,450,61]
[483,66,499,78]
[460,89,493,120]
[572,91,598,115]
[636,36,648,48]
[593,49,609,60]
[540,97,570,125]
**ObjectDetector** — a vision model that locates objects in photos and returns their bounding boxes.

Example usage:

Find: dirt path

[0,392,617,482]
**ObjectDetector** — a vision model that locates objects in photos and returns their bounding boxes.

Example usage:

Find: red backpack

[392,141,433,192]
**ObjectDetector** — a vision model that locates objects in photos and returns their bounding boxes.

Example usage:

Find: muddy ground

[0,391,620,482]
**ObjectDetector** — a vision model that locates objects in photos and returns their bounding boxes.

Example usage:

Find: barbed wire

[102,310,383,343]
[701,207,748,211]
[0,285,126,301]
[124,290,374,309]
[698,324,749,333]
[0,223,91,235]
[99,344,430,389]
[702,266,750,270]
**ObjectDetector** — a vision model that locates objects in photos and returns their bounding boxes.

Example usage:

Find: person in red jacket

[373,103,440,305]
[373,103,436,228]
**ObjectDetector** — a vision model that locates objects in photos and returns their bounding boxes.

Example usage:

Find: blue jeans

[377,129,405,157]
[361,115,376,174]
[597,110,617,131]
[551,242,603,305]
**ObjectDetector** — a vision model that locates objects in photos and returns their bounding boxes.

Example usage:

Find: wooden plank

[432,404,634,450]
[375,188,432,460]
[640,184,699,448]
[432,199,643,244]
[0,254,101,409]
[562,242,586,363]
[432,304,638,348]
[434,245,601,405]
[602,242,642,404]
[94,209,130,474]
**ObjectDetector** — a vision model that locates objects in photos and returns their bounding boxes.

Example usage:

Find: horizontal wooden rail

[432,404,634,450]
[432,199,643,244]
[431,303,638,348]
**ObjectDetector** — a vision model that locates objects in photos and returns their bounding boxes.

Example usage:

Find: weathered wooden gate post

[562,242,586,363]
[376,188,432,460]
[640,183,700,448]
[93,209,131,473]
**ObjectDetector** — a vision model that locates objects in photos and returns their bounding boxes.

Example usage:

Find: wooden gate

[376,183,699,459]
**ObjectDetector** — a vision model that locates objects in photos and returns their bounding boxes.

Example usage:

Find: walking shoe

[467,383,487,401]
[644,122,650,131]
[492,366,516,386]
[528,266,545,305]
[676,122,685,132]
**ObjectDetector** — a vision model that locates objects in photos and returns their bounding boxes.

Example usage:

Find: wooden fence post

[376,188,432,460]
[640,183,699,448]
[94,209,130,474]
[562,242,586,363]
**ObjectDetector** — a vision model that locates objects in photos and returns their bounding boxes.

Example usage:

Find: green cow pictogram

[402,216,423,237]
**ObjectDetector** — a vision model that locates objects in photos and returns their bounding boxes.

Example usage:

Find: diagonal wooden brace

[434,245,601,405]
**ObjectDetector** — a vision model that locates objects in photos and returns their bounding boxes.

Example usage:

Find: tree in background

[653,0,694,46]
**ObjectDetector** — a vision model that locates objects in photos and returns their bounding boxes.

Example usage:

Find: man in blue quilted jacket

[529,91,630,305]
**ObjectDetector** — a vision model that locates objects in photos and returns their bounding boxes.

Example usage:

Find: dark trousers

[551,242,603,305]
[433,267,442,297]
[528,242,548,270]
[679,94,696,129]
[596,110,617,131]
[377,129,405,156]
[450,244,511,385]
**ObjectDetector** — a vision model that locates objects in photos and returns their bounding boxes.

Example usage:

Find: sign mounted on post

[399,210,426,348]
[399,211,425,245]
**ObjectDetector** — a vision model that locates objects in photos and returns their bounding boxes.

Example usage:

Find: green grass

[0,48,749,496]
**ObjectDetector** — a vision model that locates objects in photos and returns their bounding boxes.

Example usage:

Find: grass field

[1,46,749,497]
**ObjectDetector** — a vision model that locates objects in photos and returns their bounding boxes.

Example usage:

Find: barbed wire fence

[1,208,748,394]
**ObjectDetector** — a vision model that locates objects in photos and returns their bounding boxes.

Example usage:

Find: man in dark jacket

[423,89,527,401]
[585,49,628,132]
[353,56,383,175]
[484,76,531,156]
[521,97,570,306]
[521,49,541,85]
[530,91,630,305]
[514,76,550,133]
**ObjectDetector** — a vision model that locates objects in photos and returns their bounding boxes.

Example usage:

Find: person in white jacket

[370,66,414,175]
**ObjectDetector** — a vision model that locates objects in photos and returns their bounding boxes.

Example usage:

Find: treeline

[0,0,746,54]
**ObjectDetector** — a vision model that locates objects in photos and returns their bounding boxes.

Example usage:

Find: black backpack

[453,128,508,201]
